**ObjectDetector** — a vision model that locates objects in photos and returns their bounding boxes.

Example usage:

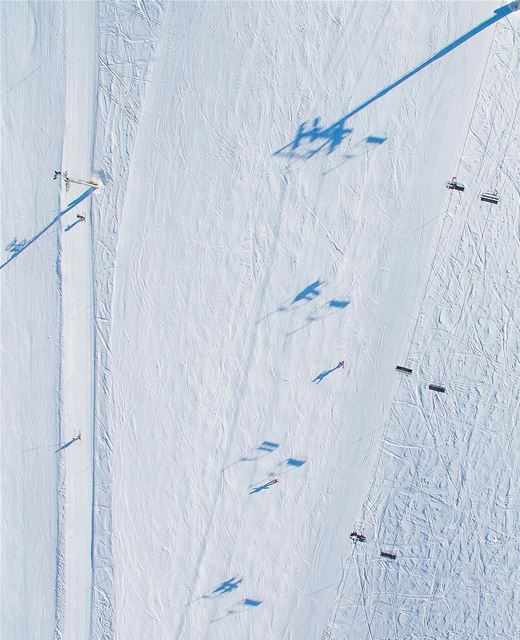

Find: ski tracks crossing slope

[327,15,519,640]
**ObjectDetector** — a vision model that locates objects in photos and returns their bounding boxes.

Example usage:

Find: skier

[338,361,345,368]
[76,214,86,221]
[53,171,61,180]
[250,479,279,494]
[72,432,81,442]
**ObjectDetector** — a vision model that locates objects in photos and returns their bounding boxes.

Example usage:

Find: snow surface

[1,1,519,639]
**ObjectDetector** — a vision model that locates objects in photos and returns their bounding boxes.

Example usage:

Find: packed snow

[1,1,519,639]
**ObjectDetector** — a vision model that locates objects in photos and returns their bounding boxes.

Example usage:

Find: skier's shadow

[64,216,85,232]
[55,437,78,453]
[249,480,278,495]
[312,362,343,383]
[5,238,28,254]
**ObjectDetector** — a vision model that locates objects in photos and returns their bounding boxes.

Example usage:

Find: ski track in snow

[1,2,519,640]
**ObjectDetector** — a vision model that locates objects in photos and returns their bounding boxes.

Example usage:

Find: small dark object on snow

[396,365,413,374]
[380,551,397,560]
[53,171,61,180]
[429,384,446,393]
[350,531,366,542]
[446,177,465,192]
[480,190,499,204]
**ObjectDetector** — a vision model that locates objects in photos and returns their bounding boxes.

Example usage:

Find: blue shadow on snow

[249,479,279,495]
[204,577,243,599]
[256,279,326,324]
[211,598,263,623]
[291,279,325,304]
[0,187,95,271]
[64,215,86,232]
[312,363,343,384]
[274,3,516,159]
[55,437,79,453]
[287,299,350,337]
[222,440,279,471]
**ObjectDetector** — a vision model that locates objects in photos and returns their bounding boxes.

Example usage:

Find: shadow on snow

[273,4,515,160]
[1,187,95,271]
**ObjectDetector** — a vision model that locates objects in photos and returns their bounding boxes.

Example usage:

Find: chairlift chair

[480,190,499,204]
[446,177,465,192]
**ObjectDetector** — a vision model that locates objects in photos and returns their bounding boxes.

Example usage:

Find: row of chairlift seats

[350,363,449,562]
[446,177,500,204]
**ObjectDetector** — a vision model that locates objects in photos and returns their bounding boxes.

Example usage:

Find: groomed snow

[1,2,518,639]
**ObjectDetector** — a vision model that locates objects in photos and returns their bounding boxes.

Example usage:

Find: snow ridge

[89,2,166,635]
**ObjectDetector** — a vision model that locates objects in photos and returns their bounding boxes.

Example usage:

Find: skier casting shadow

[312,361,344,383]
[249,479,279,495]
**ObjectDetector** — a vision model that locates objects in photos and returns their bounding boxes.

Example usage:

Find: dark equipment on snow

[396,366,413,374]
[480,190,499,204]
[446,177,465,192]
[350,531,366,542]
[380,551,397,560]
[429,384,446,393]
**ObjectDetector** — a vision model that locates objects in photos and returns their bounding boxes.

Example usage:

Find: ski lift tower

[62,171,102,192]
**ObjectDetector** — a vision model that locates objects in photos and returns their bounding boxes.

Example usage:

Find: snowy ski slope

[1,2,518,640]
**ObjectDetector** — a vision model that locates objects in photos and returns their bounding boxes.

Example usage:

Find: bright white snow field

[1,1,519,639]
